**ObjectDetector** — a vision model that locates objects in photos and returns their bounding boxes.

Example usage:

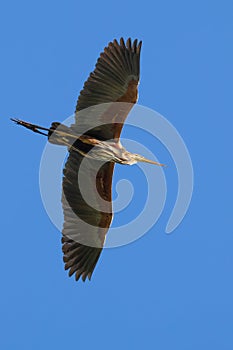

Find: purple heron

[12,38,164,281]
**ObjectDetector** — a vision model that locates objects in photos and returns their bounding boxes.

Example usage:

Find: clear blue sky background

[1,1,232,349]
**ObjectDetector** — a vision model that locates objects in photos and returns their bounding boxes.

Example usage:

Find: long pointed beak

[134,154,166,167]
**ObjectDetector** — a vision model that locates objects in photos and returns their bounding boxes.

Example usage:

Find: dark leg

[10,118,49,136]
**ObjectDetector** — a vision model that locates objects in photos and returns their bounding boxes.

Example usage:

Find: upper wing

[62,142,114,281]
[74,38,142,141]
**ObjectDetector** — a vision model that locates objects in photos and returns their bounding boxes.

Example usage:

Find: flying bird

[12,38,164,281]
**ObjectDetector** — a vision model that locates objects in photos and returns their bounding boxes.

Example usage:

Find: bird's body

[12,38,163,281]
[74,137,137,164]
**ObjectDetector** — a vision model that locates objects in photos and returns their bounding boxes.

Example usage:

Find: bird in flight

[12,38,164,281]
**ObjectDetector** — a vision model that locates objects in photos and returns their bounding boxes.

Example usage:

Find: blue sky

[1,0,233,349]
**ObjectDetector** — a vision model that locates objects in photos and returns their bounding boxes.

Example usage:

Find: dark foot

[11,118,49,136]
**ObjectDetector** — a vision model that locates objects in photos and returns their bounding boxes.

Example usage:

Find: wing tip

[62,238,102,282]
[75,37,142,114]
[118,37,142,54]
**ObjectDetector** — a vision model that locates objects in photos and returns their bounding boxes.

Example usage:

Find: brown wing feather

[74,38,142,141]
[62,144,114,281]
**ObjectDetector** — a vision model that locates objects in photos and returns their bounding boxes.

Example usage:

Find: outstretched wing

[74,38,142,141]
[62,144,114,281]
[62,38,142,281]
